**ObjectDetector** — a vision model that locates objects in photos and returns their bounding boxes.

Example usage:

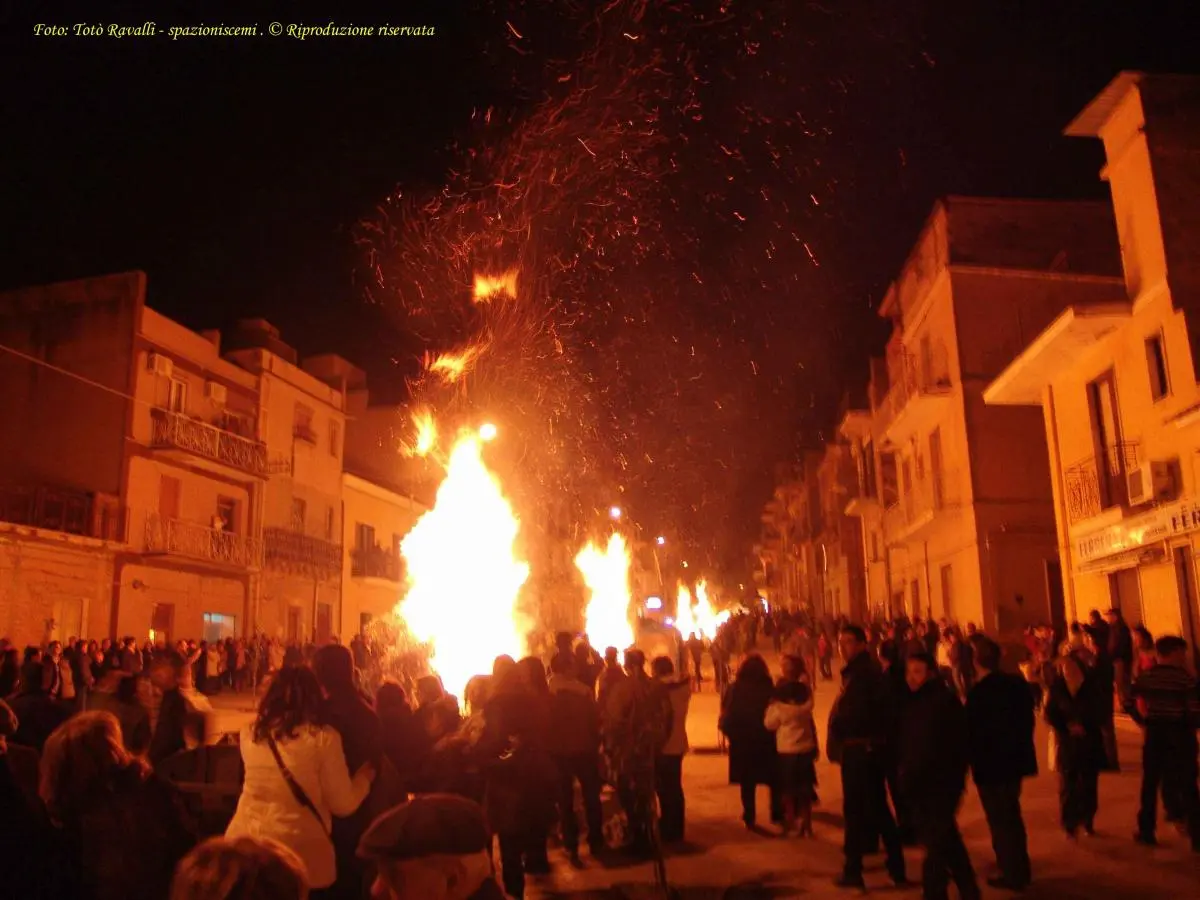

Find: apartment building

[815,440,868,621]
[338,385,432,640]
[757,456,822,614]
[870,196,1126,635]
[0,273,433,646]
[985,73,1200,652]
[840,388,891,619]
[0,274,133,645]
[224,322,349,644]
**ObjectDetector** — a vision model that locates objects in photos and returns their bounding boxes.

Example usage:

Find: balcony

[883,468,963,545]
[880,349,953,445]
[351,545,403,582]
[1064,442,1140,524]
[264,526,342,579]
[151,408,268,478]
[144,513,262,568]
[0,484,125,542]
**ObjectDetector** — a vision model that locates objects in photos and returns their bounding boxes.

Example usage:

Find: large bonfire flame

[575,533,635,653]
[675,578,731,640]
[396,431,530,703]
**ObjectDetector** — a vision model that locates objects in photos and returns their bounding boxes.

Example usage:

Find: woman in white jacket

[226,665,375,892]
[764,657,817,837]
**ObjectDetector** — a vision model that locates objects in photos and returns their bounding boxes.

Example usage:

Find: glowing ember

[694,579,731,637]
[397,433,530,703]
[473,270,518,302]
[408,409,438,457]
[576,533,635,653]
[427,346,482,383]
[675,582,698,639]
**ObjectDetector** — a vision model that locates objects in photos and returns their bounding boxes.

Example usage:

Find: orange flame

[675,582,698,639]
[472,270,518,303]
[397,432,530,703]
[576,533,635,653]
[407,409,438,457]
[694,579,731,637]
[428,345,482,383]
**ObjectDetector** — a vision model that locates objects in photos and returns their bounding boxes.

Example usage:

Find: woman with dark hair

[171,836,309,900]
[719,653,780,828]
[40,710,196,900]
[225,666,375,895]
[1044,654,1105,838]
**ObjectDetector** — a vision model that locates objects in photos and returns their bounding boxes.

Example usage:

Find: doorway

[1045,560,1066,636]
[286,606,301,643]
[1107,568,1144,624]
[151,602,175,645]
[316,603,332,644]
[1173,547,1200,671]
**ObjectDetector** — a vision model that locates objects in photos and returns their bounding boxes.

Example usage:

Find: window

[1146,333,1170,401]
[167,377,188,413]
[879,452,898,505]
[940,564,954,620]
[216,496,237,533]
[862,440,877,498]
[329,420,340,457]
[910,578,921,614]
[159,475,181,520]
[325,506,336,541]
[870,530,879,561]
[291,497,307,532]
[901,459,912,495]
[356,522,376,550]
[293,403,316,442]
[202,612,237,643]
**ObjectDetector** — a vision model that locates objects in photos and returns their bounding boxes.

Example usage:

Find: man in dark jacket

[1127,635,1200,849]
[547,653,604,859]
[1106,607,1134,708]
[828,625,907,889]
[315,644,383,900]
[8,661,68,752]
[966,635,1035,891]
[900,651,979,900]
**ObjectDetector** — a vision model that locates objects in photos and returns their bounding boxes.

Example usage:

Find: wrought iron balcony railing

[883,469,962,539]
[351,546,402,581]
[0,484,125,541]
[264,526,342,578]
[144,513,262,567]
[151,408,268,477]
[880,348,952,430]
[1063,441,1140,523]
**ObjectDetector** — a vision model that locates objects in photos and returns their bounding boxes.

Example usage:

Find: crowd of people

[2,602,1198,900]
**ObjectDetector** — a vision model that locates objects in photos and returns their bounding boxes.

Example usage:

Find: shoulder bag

[266,735,329,835]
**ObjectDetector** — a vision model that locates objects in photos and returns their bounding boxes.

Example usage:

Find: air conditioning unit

[147,352,173,377]
[205,381,227,405]
[1126,460,1176,507]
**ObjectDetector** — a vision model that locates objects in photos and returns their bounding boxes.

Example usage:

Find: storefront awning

[1077,546,1166,575]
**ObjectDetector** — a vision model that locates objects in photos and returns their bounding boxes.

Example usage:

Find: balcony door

[159,475,181,521]
[1087,370,1125,508]
[929,428,944,508]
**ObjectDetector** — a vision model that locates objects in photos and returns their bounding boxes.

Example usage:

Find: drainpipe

[1042,385,1077,629]
[923,540,933,620]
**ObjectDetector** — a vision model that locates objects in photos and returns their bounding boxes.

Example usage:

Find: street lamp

[609,506,622,520]
[681,561,689,569]
[656,535,666,546]
[479,422,498,442]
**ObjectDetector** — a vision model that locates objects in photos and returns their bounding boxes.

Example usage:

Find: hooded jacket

[764,683,817,755]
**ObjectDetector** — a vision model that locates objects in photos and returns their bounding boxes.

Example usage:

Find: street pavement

[208,659,1200,899]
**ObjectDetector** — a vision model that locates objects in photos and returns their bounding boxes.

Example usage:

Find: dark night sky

[3,1,1198,579]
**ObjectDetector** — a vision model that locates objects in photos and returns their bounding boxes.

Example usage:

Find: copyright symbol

[269,22,282,36]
